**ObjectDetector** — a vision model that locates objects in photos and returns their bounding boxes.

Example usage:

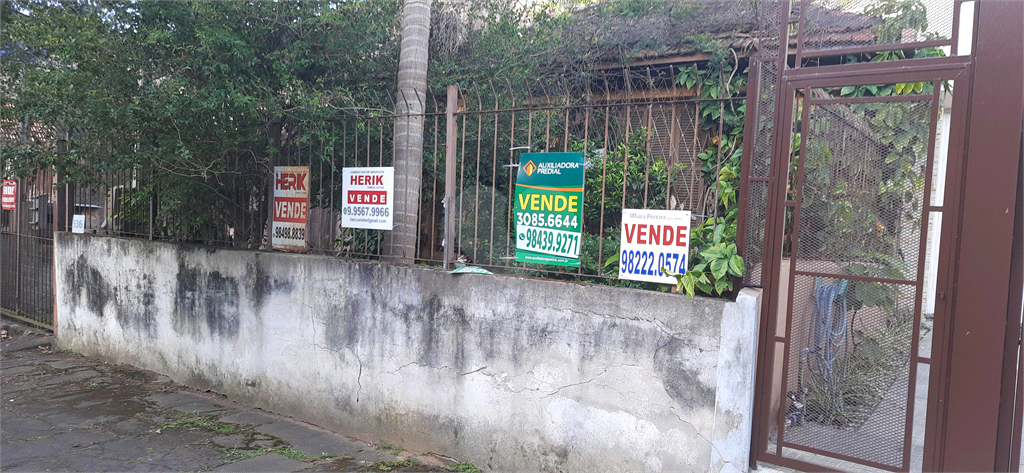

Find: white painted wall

[55,233,761,472]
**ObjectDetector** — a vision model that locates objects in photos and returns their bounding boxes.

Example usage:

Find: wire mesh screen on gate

[744,0,964,471]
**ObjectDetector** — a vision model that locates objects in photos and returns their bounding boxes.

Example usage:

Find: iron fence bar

[377,114,385,256]
[643,102,653,209]
[457,103,467,259]
[445,95,744,116]
[489,80,499,265]
[950,0,964,57]
[807,94,935,105]
[898,84,947,469]
[597,73,612,275]
[775,85,806,456]
[621,68,632,223]
[543,81,552,150]
[800,40,955,62]
[429,98,441,262]
[715,94,725,222]
[505,79,516,263]
[472,84,483,264]
[444,85,457,269]
[331,121,336,254]
[693,64,702,217]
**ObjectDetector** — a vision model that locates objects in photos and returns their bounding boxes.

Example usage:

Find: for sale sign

[341,167,394,230]
[272,166,310,251]
[618,209,690,284]
[514,152,585,267]
[2,180,16,210]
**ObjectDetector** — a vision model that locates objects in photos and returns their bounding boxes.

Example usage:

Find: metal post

[443,85,457,269]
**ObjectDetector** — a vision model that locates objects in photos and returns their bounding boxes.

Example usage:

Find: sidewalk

[0,322,472,472]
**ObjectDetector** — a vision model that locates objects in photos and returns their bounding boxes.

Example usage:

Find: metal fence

[56,71,744,285]
[1,169,56,328]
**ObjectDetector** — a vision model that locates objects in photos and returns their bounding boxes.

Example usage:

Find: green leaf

[681,273,696,298]
[840,86,856,96]
[728,254,745,276]
[710,258,728,280]
[714,276,729,294]
[695,276,714,295]
[701,247,725,260]
[604,252,620,268]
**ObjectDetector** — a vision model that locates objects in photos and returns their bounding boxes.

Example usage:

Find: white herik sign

[342,167,394,230]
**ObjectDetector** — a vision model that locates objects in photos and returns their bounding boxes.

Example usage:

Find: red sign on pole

[272,166,310,251]
[1,180,16,210]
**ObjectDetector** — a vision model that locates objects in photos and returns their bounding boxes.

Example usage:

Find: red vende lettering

[276,173,308,191]
[273,197,308,223]
[624,223,637,243]
[347,190,387,205]
[625,222,688,247]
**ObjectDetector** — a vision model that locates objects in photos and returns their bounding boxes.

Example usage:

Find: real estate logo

[523,160,537,176]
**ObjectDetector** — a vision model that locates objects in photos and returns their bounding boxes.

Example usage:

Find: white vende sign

[342,167,394,230]
[272,166,310,251]
[618,209,690,284]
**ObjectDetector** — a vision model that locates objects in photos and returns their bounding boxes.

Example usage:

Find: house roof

[546,0,882,70]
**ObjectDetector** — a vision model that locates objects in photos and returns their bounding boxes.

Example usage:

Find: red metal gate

[754,62,971,472]
[740,1,1024,471]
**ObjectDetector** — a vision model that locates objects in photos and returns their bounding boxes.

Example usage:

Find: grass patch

[270,446,337,462]
[160,412,240,435]
[375,459,417,471]
[450,462,482,473]
[376,439,403,454]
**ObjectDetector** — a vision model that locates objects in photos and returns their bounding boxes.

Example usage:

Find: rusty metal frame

[747,1,1024,471]
[749,55,976,473]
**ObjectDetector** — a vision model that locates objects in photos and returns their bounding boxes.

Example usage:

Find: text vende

[624,223,688,247]
[274,197,308,223]
[347,191,387,204]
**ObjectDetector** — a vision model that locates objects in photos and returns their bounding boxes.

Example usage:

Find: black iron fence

[1,169,56,328]
[38,72,746,286]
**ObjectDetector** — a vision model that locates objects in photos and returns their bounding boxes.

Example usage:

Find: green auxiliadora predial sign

[514,152,585,267]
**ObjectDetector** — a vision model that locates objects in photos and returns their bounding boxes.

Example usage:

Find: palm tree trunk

[384,0,431,264]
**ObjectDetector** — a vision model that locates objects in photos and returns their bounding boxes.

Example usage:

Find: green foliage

[375,459,417,471]
[161,412,239,435]
[863,0,928,44]
[667,56,748,298]
[582,129,674,233]
[2,0,401,245]
[450,462,483,473]
[664,211,744,298]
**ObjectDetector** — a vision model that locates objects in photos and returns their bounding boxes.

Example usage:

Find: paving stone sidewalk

[1,323,465,472]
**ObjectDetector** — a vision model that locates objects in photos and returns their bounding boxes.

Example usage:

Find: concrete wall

[54,233,760,472]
